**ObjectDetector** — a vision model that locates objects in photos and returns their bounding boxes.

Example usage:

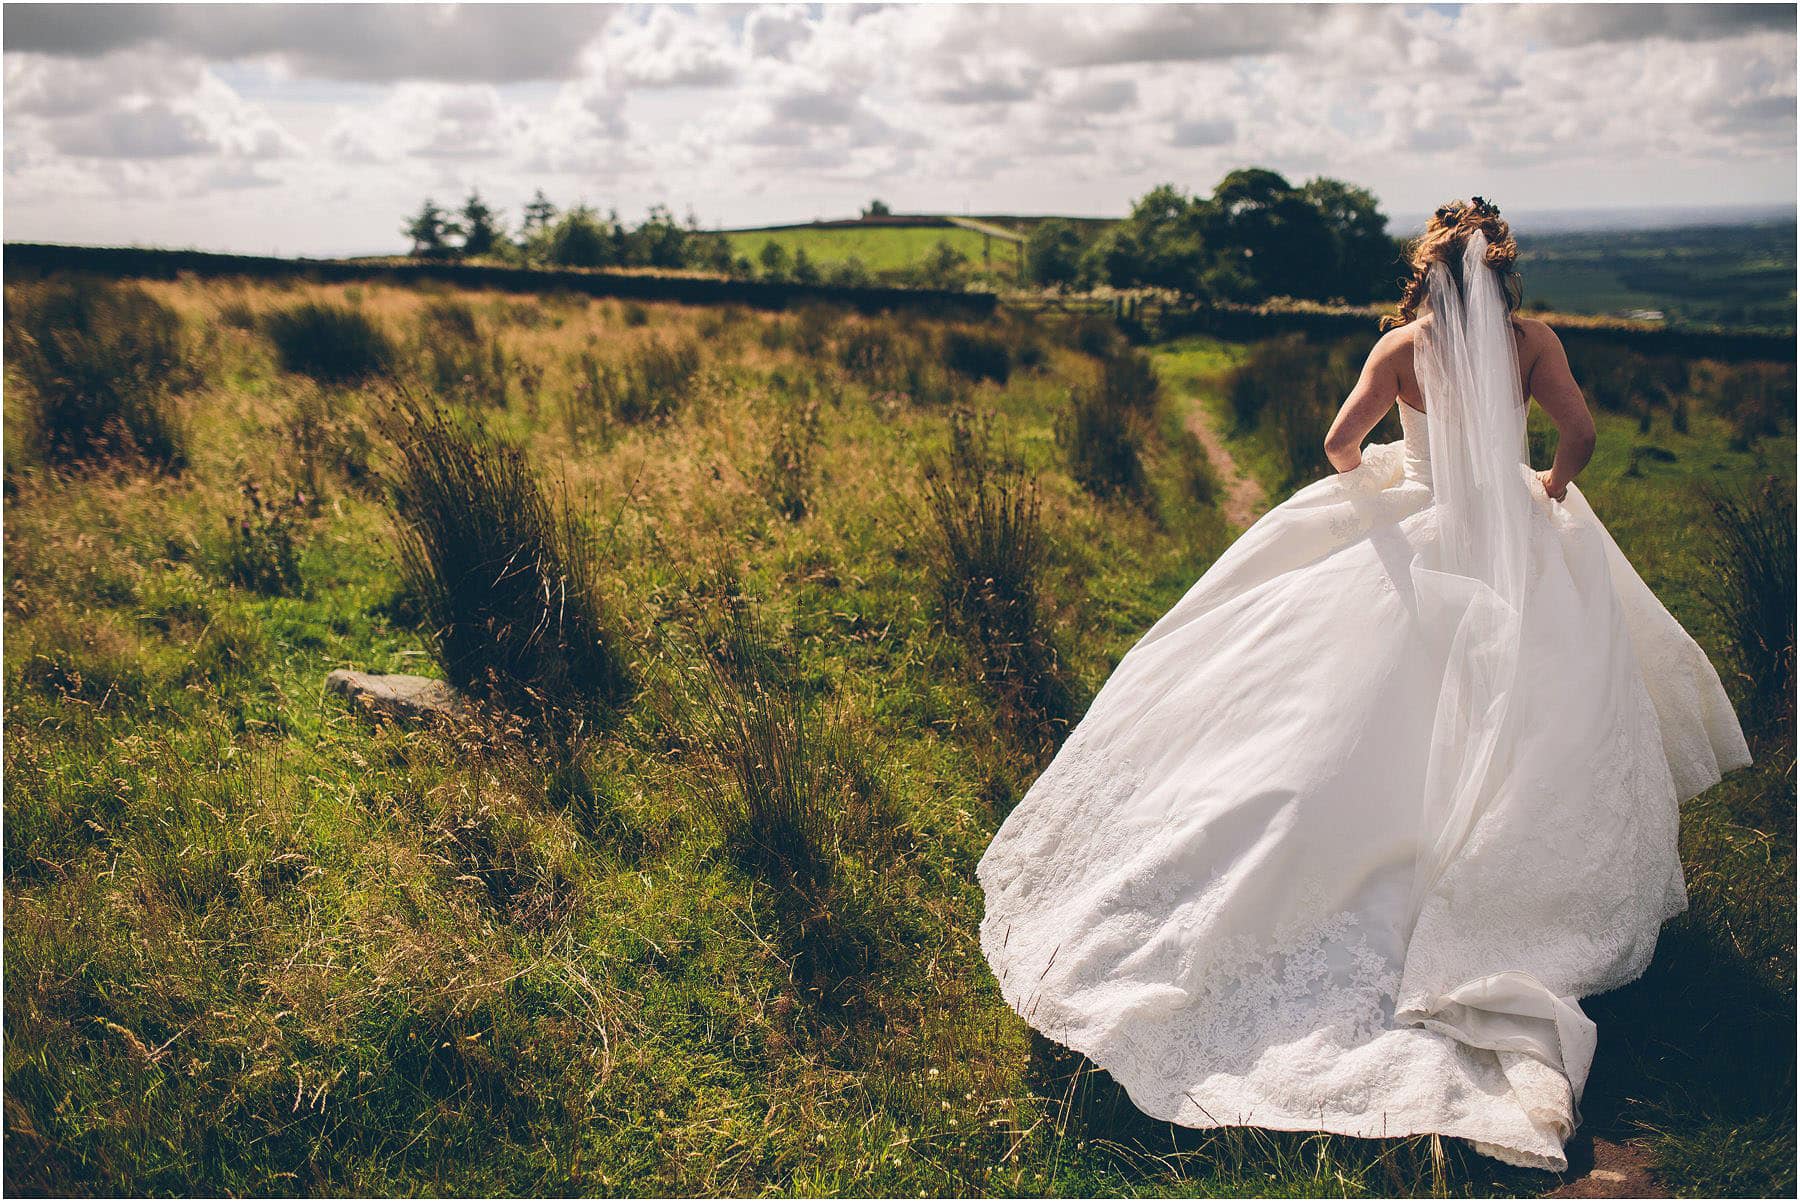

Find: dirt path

[1182,394,1267,529]
[1545,1136,1664,1199]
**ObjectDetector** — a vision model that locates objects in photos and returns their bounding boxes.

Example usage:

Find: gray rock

[325,669,471,725]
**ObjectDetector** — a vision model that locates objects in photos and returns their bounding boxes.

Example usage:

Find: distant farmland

[1517,222,1796,331]
[723,224,997,273]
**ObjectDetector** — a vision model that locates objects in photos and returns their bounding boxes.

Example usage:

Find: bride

[975,197,1753,1171]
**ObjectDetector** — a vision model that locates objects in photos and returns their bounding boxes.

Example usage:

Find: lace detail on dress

[978,723,1149,942]
[986,874,1405,1119]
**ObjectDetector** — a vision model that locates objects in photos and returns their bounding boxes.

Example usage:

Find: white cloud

[600,5,740,88]
[1,3,1791,253]
[4,3,616,83]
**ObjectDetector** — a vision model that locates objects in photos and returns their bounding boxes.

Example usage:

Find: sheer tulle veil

[1404,229,1534,933]
[1394,230,1602,1136]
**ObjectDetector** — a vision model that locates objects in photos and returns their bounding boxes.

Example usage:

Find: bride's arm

[1323,331,1401,473]
[1525,323,1596,500]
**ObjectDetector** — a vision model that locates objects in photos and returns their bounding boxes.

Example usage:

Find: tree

[791,246,820,285]
[1193,168,1335,301]
[458,189,505,257]
[861,199,891,218]
[696,230,735,275]
[520,188,557,238]
[828,257,871,288]
[1077,223,1145,290]
[633,203,689,268]
[402,198,463,258]
[1301,177,1401,303]
[758,239,791,281]
[1088,184,1208,294]
[544,204,614,268]
[917,239,969,289]
[1025,218,1084,290]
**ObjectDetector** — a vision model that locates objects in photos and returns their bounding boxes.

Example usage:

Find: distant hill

[1391,202,1795,235]
[717,213,1115,236]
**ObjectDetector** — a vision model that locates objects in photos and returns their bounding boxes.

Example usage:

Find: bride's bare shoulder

[1374,321,1417,350]
[1372,321,1419,368]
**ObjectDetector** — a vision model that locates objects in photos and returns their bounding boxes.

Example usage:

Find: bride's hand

[1535,470,1567,502]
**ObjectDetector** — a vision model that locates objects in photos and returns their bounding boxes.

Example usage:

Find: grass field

[3,277,1790,1197]
[722,225,1010,277]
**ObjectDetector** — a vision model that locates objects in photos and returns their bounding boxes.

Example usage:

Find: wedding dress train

[976,367,1752,1169]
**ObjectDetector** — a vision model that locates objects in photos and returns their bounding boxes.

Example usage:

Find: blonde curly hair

[1379,196,1525,331]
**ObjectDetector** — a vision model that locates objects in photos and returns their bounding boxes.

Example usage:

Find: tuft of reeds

[941,326,1013,384]
[285,384,376,502]
[565,336,703,430]
[665,581,900,997]
[916,408,1070,745]
[220,476,307,596]
[416,298,508,407]
[375,384,633,733]
[264,299,397,383]
[760,387,825,521]
[1699,474,1796,749]
[1057,346,1162,499]
[1063,312,1123,359]
[5,274,193,470]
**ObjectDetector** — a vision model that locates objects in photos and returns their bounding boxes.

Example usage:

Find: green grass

[4,284,1787,1198]
[723,226,1010,276]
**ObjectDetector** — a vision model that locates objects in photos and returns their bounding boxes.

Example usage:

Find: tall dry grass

[375,385,633,732]
[5,274,195,470]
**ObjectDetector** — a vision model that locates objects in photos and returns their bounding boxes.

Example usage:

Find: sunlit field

[724,225,997,272]
[3,270,1791,1196]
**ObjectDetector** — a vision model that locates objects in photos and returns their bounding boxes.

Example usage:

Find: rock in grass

[325,669,470,725]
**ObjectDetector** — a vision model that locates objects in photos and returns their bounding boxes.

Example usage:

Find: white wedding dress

[976,237,1752,1172]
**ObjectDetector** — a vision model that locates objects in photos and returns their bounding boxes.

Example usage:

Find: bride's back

[1389,313,1546,411]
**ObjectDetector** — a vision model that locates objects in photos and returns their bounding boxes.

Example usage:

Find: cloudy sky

[4,2,1794,256]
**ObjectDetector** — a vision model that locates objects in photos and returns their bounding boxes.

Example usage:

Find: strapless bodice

[1397,401,1432,485]
[1394,401,1534,487]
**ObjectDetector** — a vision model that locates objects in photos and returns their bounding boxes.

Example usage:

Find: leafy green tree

[695,230,735,274]
[606,207,631,265]
[1077,223,1144,290]
[458,189,505,257]
[758,240,791,281]
[862,199,891,218]
[544,204,615,268]
[520,188,557,239]
[631,203,689,268]
[828,257,871,288]
[1123,184,1210,292]
[1025,218,1084,290]
[918,239,969,289]
[1301,177,1401,303]
[402,198,464,259]
[791,247,820,285]
[1193,168,1335,301]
